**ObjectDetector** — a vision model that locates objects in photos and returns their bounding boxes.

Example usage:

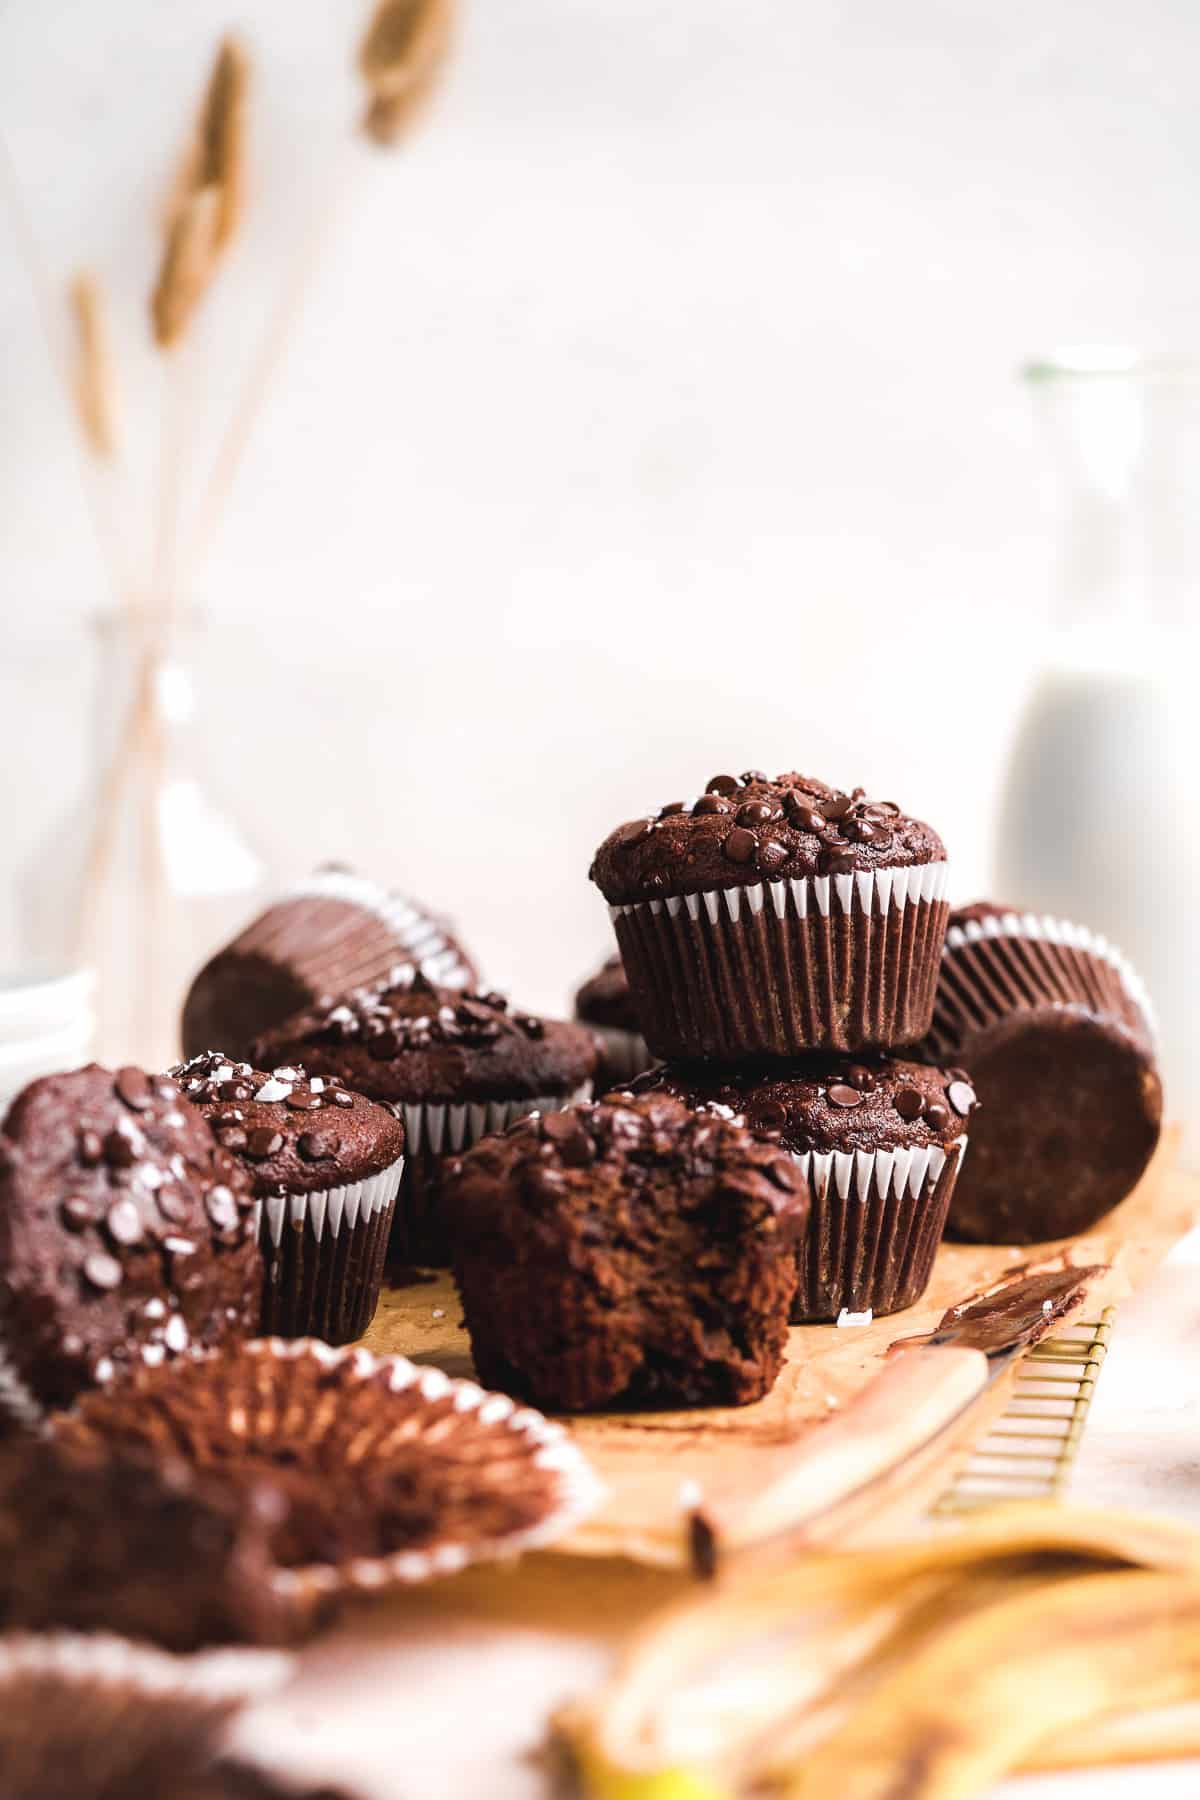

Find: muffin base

[588,1024,655,1095]
[394,1088,592,1266]
[793,1138,965,1320]
[611,863,950,1059]
[258,1155,404,1343]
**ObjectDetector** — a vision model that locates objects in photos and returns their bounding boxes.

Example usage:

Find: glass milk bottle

[995,351,1200,1165]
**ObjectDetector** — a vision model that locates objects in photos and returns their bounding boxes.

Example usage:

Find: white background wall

[4,0,1200,1015]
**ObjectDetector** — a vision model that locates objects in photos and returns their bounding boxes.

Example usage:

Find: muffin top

[573,954,642,1034]
[631,1053,977,1155]
[590,771,945,905]
[169,1052,405,1197]
[0,1065,260,1409]
[446,1091,808,1242]
[252,971,597,1107]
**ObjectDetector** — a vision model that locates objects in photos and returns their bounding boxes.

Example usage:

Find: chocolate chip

[822,792,856,820]
[948,1080,977,1116]
[245,1128,284,1160]
[330,1090,354,1108]
[723,827,758,865]
[102,1125,140,1168]
[77,1130,103,1166]
[750,1099,788,1130]
[105,1199,143,1247]
[616,818,653,847]
[764,1158,799,1191]
[217,1127,247,1151]
[285,1089,324,1111]
[658,801,685,818]
[740,769,769,785]
[818,843,858,876]
[894,1087,924,1120]
[758,838,789,874]
[783,793,826,833]
[82,1251,122,1292]
[692,795,730,816]
[61,1196,96,1231]
[516,1014,545,1039]
[114,1066,153,1112]
[481,992,509,1012]
[845,1065,878,1092]
[923,1102,951,1131]
[736,801,777,827]
[843,816,878,843]
[706,775,739,795]
[205,1185,240,1228]
[298,1131,339,1162]
[157,1188,192,1223]
[827,1084,863,1109]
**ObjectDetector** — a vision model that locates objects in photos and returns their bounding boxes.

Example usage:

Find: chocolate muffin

[0,1433,292,1650]
[445,1093,809,1411]
[253,972,596,1266]
[574,953,655,1092]
[590,771,949,1059]
[634,1054,975,1320]
[924,902,1162,1243]
[182,867,479,1062]
[170,1053,406,1343]
[0,1065,261,1424]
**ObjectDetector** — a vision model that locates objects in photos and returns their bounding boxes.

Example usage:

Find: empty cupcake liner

[588,1024,655,1092]
[790,1135,967,1320]
[610,861,951,1058]
[61,1338,602,1625]
[926,909,1156,1060]
[256,1155,405,1343]
[394,1085,593,1266]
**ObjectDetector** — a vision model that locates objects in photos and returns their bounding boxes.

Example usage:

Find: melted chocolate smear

[891,1262,1109,1359]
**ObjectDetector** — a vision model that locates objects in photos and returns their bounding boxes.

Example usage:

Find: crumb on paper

[836,1307,873,1328]
[678,1478,704,1512]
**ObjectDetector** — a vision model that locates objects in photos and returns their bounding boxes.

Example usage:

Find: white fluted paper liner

[289,869,472,989]
[787,1134,968,1321]
[609,858,950,925]
[935,909,1157,1043]
[0,1314,46,1434]
[611,861,951,1058]
[255,1155,405,1251]
[0,1631,292,1704]
[232,1339,604,1599]
[257,1154,405,1343]
[589,1024,655,1088]
[399,1084,594,1157]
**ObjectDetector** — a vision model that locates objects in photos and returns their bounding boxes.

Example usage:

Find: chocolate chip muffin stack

[589,770,978,1321]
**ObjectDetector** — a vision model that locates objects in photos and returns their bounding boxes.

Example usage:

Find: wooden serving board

[362,1134,1194,1567]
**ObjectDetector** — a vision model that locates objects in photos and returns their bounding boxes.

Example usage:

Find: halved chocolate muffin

[590,771,949,1058]
[252,973,596,1266]
[633,1054,976,1320]
[181,868,479,1062]
[574,953,654,1092]
[0,1065,261,1425]
[170,1053,406,1343]
[445,1093,809,1411]
[924,901,1161,1242]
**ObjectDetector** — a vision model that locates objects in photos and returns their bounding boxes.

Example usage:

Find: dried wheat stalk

[151,184,221,349]
[68,272,118,458]
[359,0,454,144]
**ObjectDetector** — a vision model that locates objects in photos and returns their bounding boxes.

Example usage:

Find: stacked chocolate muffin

[587,770,978,1322]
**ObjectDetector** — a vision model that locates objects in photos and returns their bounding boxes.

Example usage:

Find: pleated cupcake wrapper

[283,869,474,991]
[926,909,1156,1062]
[0,1631,292,1706]
[224,1340,604,1610]
[394,1086,593,1266]
[610,861,951,1058]
[257,1155,404,1344]
[791,1135,967,1321]
[588,1024,655,1090]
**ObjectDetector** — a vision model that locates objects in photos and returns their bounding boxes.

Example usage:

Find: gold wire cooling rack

[933,1306,1117,1517]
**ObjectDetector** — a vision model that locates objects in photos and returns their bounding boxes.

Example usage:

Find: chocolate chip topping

[632,1052,977,1157]
[251,971,597,1109]
[168,1051,404,1199]
[590,771,945,905]
[0,1064,263,1412]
